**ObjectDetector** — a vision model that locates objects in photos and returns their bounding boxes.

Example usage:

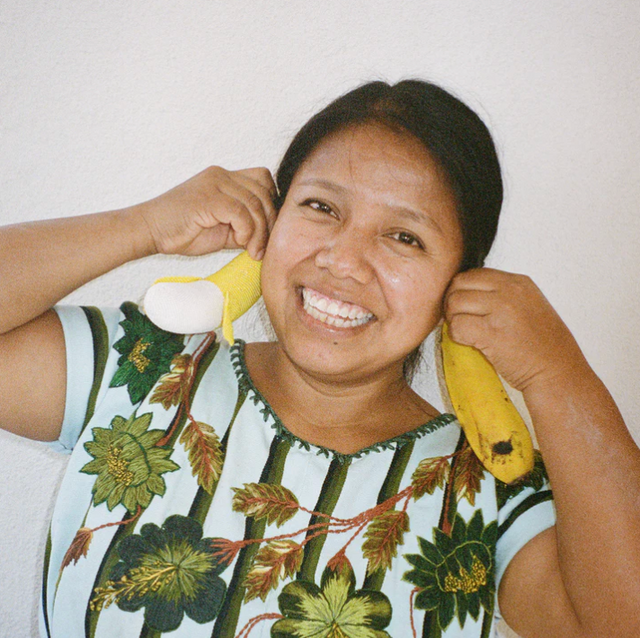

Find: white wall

[1,2,638,636]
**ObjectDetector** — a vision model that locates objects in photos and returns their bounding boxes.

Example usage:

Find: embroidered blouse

[41,302,556,638]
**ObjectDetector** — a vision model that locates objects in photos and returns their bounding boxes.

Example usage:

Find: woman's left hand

[443,268,589,393]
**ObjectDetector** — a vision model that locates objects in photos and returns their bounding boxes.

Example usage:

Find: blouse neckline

[230,340,457,463]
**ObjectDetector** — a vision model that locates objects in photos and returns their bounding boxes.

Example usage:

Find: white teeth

[301,287,374,329]
[327,301,339,316]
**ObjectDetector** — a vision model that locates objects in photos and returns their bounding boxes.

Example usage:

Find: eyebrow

[296,177,444,236]
[296,178,348,195]
[389,205,444,236]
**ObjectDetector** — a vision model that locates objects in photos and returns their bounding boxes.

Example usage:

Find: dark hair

[274,80,503,380]
[275,79,503,272]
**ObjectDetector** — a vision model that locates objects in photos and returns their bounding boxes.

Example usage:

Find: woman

[1,80,639,638]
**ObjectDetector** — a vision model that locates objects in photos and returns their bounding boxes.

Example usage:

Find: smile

[301,288,374,328]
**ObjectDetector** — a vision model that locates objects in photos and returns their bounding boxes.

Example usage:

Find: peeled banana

[143,251,262,344]
[441,323,534,484]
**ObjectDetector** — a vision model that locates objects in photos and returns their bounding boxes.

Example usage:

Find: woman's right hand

[136,167,278,261]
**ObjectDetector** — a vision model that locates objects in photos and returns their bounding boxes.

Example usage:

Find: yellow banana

[441,323,534,484]
[143,251,262,343]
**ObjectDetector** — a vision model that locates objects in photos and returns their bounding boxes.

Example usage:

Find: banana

[143,251,262,344]
[440,322,534,484]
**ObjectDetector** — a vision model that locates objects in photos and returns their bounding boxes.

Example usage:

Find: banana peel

[143,251,262,343]
[441,322,535,484]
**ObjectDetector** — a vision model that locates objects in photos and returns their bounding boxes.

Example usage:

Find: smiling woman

[1,79,639,638]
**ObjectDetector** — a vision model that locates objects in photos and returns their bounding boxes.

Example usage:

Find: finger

[234,169,278,232]
[240,167,277,197]
[445,288,496,318]
[446,313,489,350]
[448,268,505,293]
[206,190,256,249]
[232,172,277,234]
[216,180,268,258]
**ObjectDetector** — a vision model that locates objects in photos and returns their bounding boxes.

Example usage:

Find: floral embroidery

[150,353,196,409]
[80,412,179,512]
[90,515,228,631]
[272,562,392,638]
[496,450,550,508]
[110,303,185,403]
[403,510,496,631]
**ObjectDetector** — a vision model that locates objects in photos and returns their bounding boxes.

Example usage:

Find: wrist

[113,204,159,260]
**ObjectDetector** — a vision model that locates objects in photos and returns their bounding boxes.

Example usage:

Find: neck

[244,342,438,454]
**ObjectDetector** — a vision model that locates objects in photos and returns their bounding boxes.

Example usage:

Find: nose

[314,225,374,284]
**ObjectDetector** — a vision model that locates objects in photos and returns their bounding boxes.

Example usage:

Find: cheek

[384,266,449,327]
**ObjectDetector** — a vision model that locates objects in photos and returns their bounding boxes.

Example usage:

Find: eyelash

[302,199,335,215]
[389,231,424,249]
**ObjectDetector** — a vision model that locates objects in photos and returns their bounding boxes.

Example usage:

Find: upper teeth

[302,288,374,328]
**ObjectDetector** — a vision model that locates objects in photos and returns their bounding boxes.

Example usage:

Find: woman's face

[261,123,464,382]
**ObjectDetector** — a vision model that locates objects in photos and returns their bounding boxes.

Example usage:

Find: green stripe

[362,441,415,591]
[84,519,138,637]
[188,388,248,524]
[497,490,553,540]
[421,429,467,638]
[297,457,351,583]
[480,607,494,637]
[139,625,160,638]
[80,307,111,434]
[212,437,291,638]
[41,528,53,638]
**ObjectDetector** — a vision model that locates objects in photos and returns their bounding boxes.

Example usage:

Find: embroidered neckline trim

[229,340,457,463]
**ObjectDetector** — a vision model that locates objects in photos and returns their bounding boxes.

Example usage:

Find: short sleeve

[46,305,123,453]
[494,469,556,615]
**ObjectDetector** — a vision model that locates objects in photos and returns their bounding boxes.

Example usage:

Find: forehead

[292,123,455,206]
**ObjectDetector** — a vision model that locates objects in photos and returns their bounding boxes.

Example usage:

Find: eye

[389,231,424,249]
[301,198,335,216]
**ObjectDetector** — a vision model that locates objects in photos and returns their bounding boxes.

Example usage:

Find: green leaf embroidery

[150,353,195,409]
[453,444,485,507]
[179,420,224,494]
[403,510,496,631]
[81,412,179,512]
[411,456,451,500]
[232,483,300,527]
[362,510,410,574]
[243,540,304,603]
[273,562,392,638]
[90,515,228,632]
[110,303,185,404]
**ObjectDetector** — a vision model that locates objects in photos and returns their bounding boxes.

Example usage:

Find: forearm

[524,363,640,634]
[0,206,154,333]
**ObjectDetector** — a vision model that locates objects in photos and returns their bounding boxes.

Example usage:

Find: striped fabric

[40,304,555,638]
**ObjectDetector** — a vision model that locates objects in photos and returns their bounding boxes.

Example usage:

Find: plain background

[1,2,639,636]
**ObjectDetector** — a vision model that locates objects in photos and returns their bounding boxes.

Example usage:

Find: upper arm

[499,526,583,638]
[0,309,67,441]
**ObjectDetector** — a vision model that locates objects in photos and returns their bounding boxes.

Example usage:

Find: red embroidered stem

[410,587,419,638]
[156,403,185,447]
[234,612,283,638]
[155,335,215,447]
[91,505,142,533]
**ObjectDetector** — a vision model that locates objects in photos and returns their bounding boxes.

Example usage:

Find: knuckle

[205,165,224,178]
